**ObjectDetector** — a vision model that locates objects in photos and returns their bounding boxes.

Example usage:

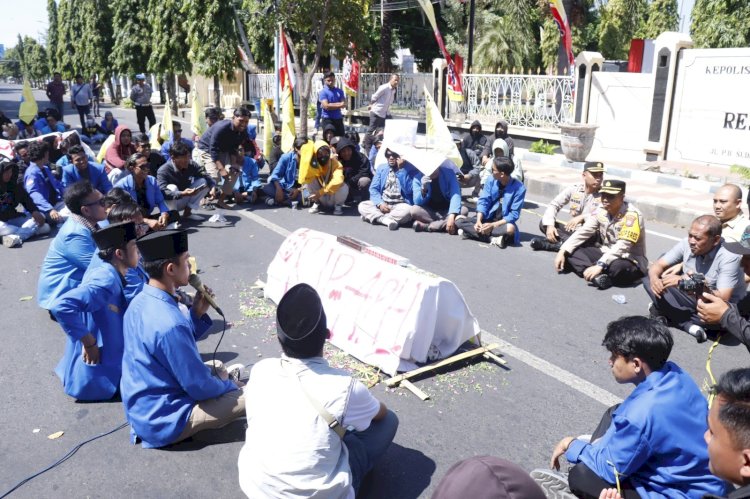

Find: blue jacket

[412,166,462,215]
[87,252,148,304]
[369,163,419,207]
[51,262,127,401]
[115,174,169,214]
[476,176,526,244]
[40,122,66,134]
[121,285,237,448]
[24,163,65,213]
[234,156,262,192]
[61,162,113,193]
[565,362,732,498]
[160,138,195,161]
[268,151,299,192]
[56,150,97,167]
[37,218,96,309]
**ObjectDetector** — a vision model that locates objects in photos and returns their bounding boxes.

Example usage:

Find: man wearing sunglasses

[358,148,416,230]
[554,180,648,291]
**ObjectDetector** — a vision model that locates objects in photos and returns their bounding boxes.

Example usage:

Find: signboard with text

[668,48,750,168]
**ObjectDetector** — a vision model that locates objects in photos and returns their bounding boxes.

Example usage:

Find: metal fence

[246,71,573,132]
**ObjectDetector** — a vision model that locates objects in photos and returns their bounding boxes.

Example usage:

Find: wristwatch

[596,261,609,271]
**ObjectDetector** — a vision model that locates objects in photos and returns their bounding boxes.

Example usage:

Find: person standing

[90,76,101,117]
[366,74,399,140]
[130,74,156,134]
[319,71,346,137]
[70,75,93,130]
[46,72,66,120]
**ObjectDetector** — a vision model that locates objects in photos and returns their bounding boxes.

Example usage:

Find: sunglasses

[83,197,106,207]
[385,152,400,159]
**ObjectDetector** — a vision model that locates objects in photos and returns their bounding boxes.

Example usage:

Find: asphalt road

[0,84,746,498]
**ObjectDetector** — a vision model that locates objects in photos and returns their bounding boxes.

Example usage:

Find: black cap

[725,226,750,255]
[599,179,626,195]
[93,221,137,251]
[432,456,546,499]
[136,229,188,261]
[583,161,605,173]
[276,283,327,345]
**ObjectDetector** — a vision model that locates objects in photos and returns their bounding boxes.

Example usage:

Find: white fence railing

[246,71,574,132]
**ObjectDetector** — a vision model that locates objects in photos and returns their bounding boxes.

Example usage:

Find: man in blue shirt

[262,137,307,206]
[61,145,113,193]
[358,147,417,230]
[24,140,68,224]
[39,110,66,134]
[160,121,194,161]
[121,229,245,448]
[319,71,346,137]
[532,316,731,499]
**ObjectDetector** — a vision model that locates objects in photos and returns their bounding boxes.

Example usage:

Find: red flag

[417,0,463,101]
[279,28,296,93]
[550,0,574,65]
[343,43,360,97]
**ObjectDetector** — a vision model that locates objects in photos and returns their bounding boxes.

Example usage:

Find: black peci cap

[136,229,188,261]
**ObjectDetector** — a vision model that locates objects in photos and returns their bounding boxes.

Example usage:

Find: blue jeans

[0,215,39,241]
[345,410,399,492]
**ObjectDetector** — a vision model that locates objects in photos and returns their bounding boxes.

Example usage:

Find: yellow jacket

[297,140,345,195]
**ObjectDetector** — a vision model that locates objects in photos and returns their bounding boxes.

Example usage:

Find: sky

[0,0,49,50]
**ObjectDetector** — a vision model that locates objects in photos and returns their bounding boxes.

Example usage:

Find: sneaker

[530,469,576,499]
[361,214,369,223]
[648,302,669,326]
[309,203,321,214]
[2,234,22,248]
[265,198,276,207]
[36,223,51,236]
[592,274,613,290]
[381,216,398,230]
[226,363,247,383]
[458,228,469,240]
[333,205,343,216]
[530,237,546,251]
[687,324,708,343]
[490,235,507,249]
[413,221,428,232]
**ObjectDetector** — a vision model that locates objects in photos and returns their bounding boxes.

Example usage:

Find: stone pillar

[573,51,604,124]
[643,32,693,161]
[432,58,447,118]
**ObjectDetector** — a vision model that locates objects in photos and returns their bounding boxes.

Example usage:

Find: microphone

[188,274,224,316]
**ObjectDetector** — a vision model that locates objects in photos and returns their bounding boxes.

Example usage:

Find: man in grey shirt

[365,74,399,149]
[129,73,156,134]
[644,214,745,342]
[70,74,92,130]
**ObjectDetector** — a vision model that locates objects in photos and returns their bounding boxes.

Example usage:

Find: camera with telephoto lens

[678,273,706,296]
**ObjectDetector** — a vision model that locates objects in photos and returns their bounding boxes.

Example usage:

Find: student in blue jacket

[357,148,418,230]
[51,222,140,401]
[262,137,307,207]
[114,153,170,231]
[455,156,525,248]
[232,143,262,204]
[23,140,68,224]
[61,145,113,194]
[410,162,463,234]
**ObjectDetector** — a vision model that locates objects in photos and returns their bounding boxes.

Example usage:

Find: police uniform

[532,161,603,252]
[560,180,648,288]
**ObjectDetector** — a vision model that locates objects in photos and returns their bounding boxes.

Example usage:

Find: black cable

[0,422,129,499]
[211,312,227,377]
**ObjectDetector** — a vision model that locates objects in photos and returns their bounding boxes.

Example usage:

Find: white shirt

[237,356,380,499]
[370,82,396,118]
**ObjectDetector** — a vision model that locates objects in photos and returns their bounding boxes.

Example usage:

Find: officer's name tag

[619,213,641,243]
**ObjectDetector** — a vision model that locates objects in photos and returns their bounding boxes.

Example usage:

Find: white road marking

[238,209,622,406]
[525,197,682,242]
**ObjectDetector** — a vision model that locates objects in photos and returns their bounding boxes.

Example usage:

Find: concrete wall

[587,72,653,162]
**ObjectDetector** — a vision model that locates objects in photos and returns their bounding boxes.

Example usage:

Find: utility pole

[467,0,475,73]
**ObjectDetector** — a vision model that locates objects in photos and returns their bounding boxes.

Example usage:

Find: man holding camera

[644,215,746,343]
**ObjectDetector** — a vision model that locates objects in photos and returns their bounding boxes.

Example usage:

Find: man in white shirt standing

[238,283,399,498]
[365,74,399,152]
[70,74,93,131]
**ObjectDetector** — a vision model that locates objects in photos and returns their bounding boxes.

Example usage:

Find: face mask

[471,129,481,137]
[316,154,330,165]
[496,129,507,138]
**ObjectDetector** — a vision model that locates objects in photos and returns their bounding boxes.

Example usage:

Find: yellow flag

[280,86,295,153]
[19,79,38,124]
[97,134,116,163]
[263,98,274,154]
[423,85,461,168]
[160,98,173,143]
[190,83,207,138]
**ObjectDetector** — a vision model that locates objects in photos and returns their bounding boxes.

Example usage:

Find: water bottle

[611,294,627,304]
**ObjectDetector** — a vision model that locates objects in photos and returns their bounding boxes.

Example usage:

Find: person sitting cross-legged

[61,145,113,194]
[156,141,214,221]
[531,316,732,499]
[231,143,262,204]
[115,153,170,232]
[0,160,48,248]
[299,140,349,215]
[24,140,69,225]
[644,214,745,343]
[358,147,417,230]
[262,137,306,207]
[410,162,464,235]
[237,283,398,498]
[455,156,525,248]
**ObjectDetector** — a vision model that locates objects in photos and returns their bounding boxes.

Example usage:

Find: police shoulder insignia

[618,211,641,243]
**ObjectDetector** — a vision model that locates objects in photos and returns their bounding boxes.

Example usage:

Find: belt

[134,103,152,107]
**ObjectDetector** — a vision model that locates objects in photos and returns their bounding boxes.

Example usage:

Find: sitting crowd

[4,87,750,498]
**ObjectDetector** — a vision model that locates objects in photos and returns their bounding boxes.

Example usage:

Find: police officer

[129,74,156,134]
[531,161,604,252]
[554,180,648,290]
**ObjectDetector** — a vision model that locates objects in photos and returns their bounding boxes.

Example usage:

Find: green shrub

[530,139,556,155]
[122,98,134,109]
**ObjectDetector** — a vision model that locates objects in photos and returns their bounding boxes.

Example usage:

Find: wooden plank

[401,379,430,401]
[483,351,507,366]
[385,343,500,387]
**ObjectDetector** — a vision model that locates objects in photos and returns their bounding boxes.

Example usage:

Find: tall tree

[640,0,679,39]
[22,37,49,84]
[149,0,192,114]
[377,11,394,73]
[691,0,750,48]
[16,35,27,77]
[597,0,648,60]
[0,47,22,80]
[111,0,152,79]
[183,0,240,108]
[47,0,59,73]
[56,0,87,78]
[242,0,373,137]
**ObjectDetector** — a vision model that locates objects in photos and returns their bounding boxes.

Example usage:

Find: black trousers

[568,404,639,499]
[135,105,156,134]
[322,118,345,137]
[76,104,90,130]
[565,244,643,286]
[455,215,509,242]
[642,275,700,331]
